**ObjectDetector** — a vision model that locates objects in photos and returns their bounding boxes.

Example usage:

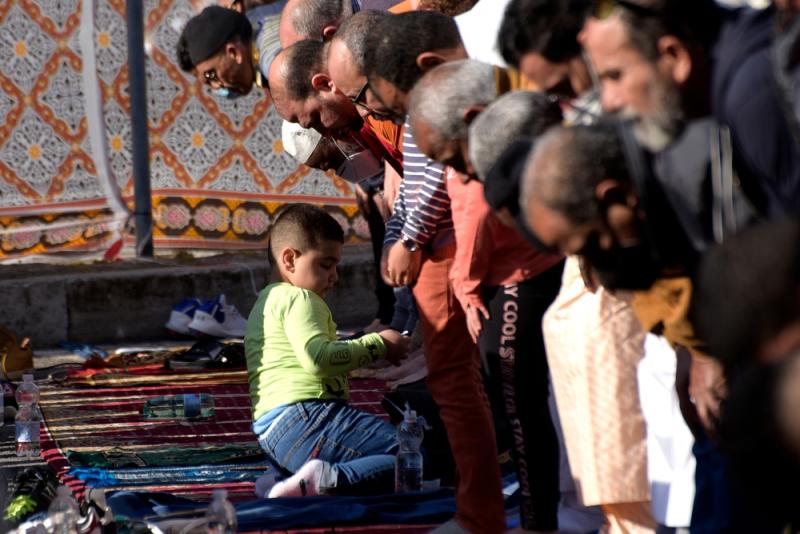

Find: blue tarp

[107,489,458,530]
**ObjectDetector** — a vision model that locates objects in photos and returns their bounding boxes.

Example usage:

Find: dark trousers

[365,197,394,324]
[479,261,564,531]
[691,435,782,534]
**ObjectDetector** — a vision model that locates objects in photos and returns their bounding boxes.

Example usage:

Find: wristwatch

[400,235,419,252]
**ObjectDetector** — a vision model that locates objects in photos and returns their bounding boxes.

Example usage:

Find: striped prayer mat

[37,367,389,503]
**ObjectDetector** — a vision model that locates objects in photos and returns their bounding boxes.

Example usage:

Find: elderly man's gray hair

[468,91,562,182]
[334,10,390,70]
[520,122,629,225]
[292,0,353,40]
[408,59,497,143]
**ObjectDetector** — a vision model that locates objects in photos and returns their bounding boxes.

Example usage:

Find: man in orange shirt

[408,60,565,534]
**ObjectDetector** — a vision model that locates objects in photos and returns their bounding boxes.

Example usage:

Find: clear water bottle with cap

[48,486,80,534]
[205,488,237,534]
[395,403,424,493]
[15,402,41,457]
[142,393,215,419]
[15,374,40,406]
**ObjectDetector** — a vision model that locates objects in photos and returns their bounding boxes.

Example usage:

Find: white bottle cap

[23,374,34,383]
[212,488,228,500]
[56,486,72,497]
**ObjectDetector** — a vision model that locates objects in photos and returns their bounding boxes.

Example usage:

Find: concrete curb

[0,246,378,347]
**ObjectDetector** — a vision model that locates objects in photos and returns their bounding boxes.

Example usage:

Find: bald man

[279,0,404,47]
[268,40,361,136]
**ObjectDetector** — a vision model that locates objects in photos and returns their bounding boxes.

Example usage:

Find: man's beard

[621,76,686,152]
[582,234,662,291]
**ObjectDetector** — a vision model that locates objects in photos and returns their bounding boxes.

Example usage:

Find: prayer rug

[37,369,389,504]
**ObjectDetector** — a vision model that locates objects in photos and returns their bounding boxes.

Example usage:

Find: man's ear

[595,179,637,207]
[462,104,485,126]
[281,247,298,272]
[656,35,692,85]
[416,51,447,72]
[311,73,333,92]
[226,42,243,64]
[321,24,339,40]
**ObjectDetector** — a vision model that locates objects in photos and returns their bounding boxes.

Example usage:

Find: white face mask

[332,137,383,183]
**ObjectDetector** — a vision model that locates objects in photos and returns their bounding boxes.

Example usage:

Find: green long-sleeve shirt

[245,282,386,421]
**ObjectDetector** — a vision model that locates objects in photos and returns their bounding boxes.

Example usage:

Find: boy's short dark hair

[267,203,345,266]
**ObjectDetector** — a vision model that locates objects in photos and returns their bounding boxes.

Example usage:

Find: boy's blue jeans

[257,400,398,494]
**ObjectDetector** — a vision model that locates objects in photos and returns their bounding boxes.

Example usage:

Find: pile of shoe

[168,339,246,370]
[165,294,248,339]
[3,467,59,523]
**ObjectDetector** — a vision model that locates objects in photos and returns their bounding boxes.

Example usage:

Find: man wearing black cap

[177,5,271,99]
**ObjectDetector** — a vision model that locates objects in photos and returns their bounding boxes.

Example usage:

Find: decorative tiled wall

[0,0,365,259]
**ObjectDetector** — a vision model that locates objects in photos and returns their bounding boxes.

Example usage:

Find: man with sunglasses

[178,3,286,100]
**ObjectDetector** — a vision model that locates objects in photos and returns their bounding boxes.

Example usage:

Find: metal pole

[126,0,153,257]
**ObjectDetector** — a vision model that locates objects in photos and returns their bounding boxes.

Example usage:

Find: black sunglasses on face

[203,69,219,84]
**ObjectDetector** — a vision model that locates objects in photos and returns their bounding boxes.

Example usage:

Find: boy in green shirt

[246,204,409,497]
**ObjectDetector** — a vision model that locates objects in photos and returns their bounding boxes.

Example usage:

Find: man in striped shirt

[363,11,506,534]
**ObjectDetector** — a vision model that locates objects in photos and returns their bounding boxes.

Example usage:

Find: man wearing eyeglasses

[326,10,407,214]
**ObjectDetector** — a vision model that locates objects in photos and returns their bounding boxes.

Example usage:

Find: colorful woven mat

[37,364,389,504]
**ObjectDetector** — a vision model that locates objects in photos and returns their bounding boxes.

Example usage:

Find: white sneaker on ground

[187,294,248,338]
[165,298,204,335]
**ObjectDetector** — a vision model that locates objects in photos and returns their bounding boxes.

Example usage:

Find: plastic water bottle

[15,374,40,406]
[205,488,237,534]
[15,403,41,457]
[395,404,424,493]
[142,393,215,419]
[48,486,80,534]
